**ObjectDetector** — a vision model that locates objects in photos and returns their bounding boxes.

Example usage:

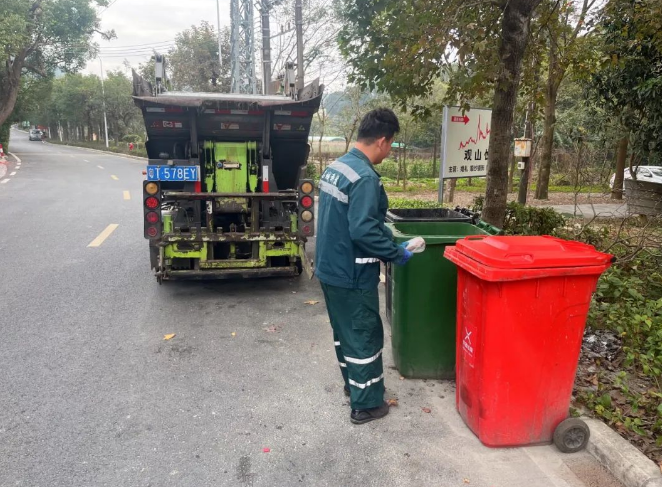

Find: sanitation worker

[315,108,413,424]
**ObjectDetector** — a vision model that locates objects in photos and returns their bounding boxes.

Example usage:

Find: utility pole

[99,57,109,148]
[295,0,304,93]
[260,0,272,95]
[230,0,257,93]
[216,0,224,72]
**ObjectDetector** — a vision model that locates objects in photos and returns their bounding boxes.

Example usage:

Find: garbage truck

[132,69,323,282]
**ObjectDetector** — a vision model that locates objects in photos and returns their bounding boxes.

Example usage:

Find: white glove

[404,237,426,253]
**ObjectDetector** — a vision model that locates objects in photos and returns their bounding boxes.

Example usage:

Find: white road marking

[1,179,10,184]
[111,175,119,181]
[97,165,104,169]
[88,224,119,248]
[84,159,89,162]
[9,153,21,163]
[10,172,16,176]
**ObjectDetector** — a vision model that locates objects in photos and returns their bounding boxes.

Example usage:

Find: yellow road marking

[123,190,131,200]
[111,175,119,181]
[88,224,119,248]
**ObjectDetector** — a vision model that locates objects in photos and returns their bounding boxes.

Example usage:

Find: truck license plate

[147,165,199,182]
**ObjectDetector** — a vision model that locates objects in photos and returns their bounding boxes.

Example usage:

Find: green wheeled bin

[385,220,499,379]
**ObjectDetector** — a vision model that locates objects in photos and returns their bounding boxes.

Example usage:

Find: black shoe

[350,402,389,425]
[344,386,350,397]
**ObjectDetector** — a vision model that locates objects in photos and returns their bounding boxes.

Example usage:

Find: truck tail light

[298,179,314,237]
[145,211,160,224]
[143,181,162,239]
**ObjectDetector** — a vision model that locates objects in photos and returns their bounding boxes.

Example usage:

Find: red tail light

[301,195,313,208]
[145,211,159,223]
[143,181,162,240]
[145,196,159,209]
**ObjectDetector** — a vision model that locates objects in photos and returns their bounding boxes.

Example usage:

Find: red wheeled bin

[444,236,614,452]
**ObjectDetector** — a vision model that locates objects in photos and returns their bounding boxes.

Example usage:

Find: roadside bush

[388,198,444,209]
[503,202,566,236]
[471,197,566,236]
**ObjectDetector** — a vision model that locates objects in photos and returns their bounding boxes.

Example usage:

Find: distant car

[29,129,43,141]
[610,166,662,191]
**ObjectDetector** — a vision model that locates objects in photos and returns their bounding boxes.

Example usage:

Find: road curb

[584,418,662,487]
[46,142,147,162]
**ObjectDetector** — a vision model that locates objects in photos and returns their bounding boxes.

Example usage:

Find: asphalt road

[0,129,623,487]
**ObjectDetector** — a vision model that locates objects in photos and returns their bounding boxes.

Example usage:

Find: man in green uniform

[315,108,413,424]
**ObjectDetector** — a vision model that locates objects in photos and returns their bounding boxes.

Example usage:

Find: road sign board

[440,106,492,180]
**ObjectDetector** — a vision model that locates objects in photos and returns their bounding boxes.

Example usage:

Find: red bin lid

[454,235,614,269]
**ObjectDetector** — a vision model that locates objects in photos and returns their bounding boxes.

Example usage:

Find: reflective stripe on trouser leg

[320,282,385,410]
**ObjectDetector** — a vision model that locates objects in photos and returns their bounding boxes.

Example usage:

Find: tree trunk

[535,27,561,200]
[447,179,457,203]
[0,53,27,128]
[611,137,627,200]
[482,0,542,227]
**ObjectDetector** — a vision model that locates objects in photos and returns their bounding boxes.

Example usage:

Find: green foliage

[388,198,444,209]
[592,0,662,165]
[0,0,112,126]
[590,251,662,377]
[502,202,566,235]
[336,0,502,113]
[168,21,231,92]
[470,197,565,235]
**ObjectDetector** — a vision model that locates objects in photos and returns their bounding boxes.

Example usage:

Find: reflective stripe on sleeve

[355,257,380,264]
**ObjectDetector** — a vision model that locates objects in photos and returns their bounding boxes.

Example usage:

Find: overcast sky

[85,0,232,78]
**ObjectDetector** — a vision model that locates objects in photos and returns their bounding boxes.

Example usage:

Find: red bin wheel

[553,418,590,453]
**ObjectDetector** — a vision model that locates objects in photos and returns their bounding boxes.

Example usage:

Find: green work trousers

[320,282,385,410]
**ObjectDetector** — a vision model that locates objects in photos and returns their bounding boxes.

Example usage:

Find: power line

[99,0,121,15]
[55,40,175,49]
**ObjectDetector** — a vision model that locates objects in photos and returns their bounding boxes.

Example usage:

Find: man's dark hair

[357,108,400,143]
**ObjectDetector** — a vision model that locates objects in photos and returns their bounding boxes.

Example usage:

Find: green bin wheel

[553,418,590,453]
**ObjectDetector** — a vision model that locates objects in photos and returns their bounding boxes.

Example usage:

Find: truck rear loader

[132,71,323,282]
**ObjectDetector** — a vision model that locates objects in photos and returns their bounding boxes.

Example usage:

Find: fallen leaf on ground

[231,332,236,337]
[304,300,319,305]
[263,447,270,453]
[387,399,399,407]
[463,479,470,484]
[163,334,176,340]
[422,407,432,413]
[399,376,405,381]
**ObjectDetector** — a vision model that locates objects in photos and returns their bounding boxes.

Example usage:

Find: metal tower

[230,0,257,94]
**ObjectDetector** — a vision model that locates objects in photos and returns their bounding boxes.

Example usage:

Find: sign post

[515,138,533,204]
[438,106,492,203]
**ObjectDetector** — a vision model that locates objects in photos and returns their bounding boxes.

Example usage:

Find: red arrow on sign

[451,115,470,125]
